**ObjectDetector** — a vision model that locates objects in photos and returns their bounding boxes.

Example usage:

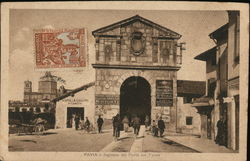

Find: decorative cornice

[92,64,181,71]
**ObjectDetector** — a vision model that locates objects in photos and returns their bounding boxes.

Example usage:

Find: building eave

[92,64,181,71]
[209,23,228,40]
[92,15,182,39]
[194,47,217,61]
[52,82,95,102]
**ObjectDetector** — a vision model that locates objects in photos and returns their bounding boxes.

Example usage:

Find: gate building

[92,15,184,132]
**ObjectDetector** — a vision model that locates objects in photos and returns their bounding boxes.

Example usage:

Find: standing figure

[97,115,104,133]
[215,116,227,146]
[145,115,150,130]
[72,114,75,129]
[157,117,165,137]
[112,114,121,141]
[132,115,141,137]
[74,115,80,130]
[151,120,158,137]
[85,117,90,132]
[122,115,129,132]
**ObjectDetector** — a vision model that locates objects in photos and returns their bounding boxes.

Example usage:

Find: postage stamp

[34,28,87,68]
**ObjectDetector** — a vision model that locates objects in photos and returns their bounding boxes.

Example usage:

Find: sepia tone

[1,2,248,161]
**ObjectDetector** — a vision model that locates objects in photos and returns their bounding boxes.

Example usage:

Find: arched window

[104,45,112,62]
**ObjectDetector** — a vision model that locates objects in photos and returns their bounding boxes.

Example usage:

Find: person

[132,115,141,137]
[33,117,47,135]
[72,114,75,129]
[112,114,121,141]
[157,117,165,137]
[122,115,129,132]
[97,115,104,133]
[85,117,90,132]
[145,115,150,130]
[74,115,80,130]
[151,120,158,137]
[215,116,227,146]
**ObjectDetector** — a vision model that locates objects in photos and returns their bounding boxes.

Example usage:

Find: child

[151,120,158,137]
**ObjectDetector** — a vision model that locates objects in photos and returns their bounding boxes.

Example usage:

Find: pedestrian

[151,120,158,137]
[74,115,80,130]
[145,115,150,130]
[85,117,90,132]
[97,115,104,133]
[112,114,121,141]
[215,116,227,146]
[122,115,129,132]
[72,114,75,129]
[132,115,141,137]
[157,117,165,137]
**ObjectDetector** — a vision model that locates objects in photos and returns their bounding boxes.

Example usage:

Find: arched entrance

[120,76,151,124]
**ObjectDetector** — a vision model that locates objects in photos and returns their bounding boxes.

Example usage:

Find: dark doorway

[120,76,151,124]
[67,107,84,128]
[235,95,239,150]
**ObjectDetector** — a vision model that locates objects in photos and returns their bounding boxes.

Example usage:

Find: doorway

[67,107,84,128]
[120,76,151,124]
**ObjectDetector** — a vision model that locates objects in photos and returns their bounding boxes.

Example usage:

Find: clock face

[131,32,145,56]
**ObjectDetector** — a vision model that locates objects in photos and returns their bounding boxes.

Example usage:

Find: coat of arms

[131,31,145,56]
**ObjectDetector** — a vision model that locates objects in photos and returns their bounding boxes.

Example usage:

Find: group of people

[112,114,166,140]
[72,114,167,139]
[151,117,166,137]
[73,115,91,132]
[112,114,142,140]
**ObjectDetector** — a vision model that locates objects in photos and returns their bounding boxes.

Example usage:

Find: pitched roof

[209,23,228,40]
[177,80,206,97]
[194,46,216,61]
[52,82,95,102]
[92,15,181,39]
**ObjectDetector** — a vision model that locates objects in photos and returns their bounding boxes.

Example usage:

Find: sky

[9,9,228,100]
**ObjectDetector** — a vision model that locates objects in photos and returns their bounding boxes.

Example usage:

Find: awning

[192,96,214,107]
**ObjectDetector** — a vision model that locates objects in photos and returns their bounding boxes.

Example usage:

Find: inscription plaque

[156,80,173,106]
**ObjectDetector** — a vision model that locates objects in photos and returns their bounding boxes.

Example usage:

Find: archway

[120,76,151,124]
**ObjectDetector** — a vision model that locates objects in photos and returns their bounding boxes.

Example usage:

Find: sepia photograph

[0,2,248,161]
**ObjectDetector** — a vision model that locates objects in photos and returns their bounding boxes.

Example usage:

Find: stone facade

[177,97,201,135]
[92,15,182,132]
[55,86,95,129]
[226,11,240,150]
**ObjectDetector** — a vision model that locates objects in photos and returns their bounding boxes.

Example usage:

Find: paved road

[9,127,197,152]
[9,129,113,152]
[142,131,197,152]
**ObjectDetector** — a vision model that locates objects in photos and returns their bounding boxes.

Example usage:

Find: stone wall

[95,68,178,132]
[95,21,179,67]
[177,97,201,135]
[55,87,95,129]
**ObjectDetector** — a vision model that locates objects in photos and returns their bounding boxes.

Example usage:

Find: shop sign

[62,98,87,105]
[95,94,119,105]
[156,80,173,106]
